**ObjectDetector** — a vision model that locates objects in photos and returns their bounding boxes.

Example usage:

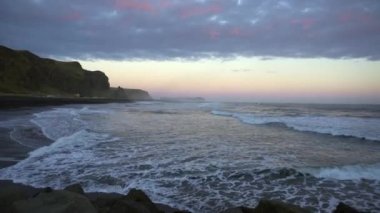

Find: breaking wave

[211,110,380,141]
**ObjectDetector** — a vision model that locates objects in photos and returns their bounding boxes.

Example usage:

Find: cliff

[109,87,152,101]
[0,45,152,100]
[0,45,111,97]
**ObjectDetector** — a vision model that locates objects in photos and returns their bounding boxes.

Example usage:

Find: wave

[0,129,120,187]
[211,110,380,141]
[302,164,380,180]
[0,114,52,148]
[31,106,111,141]
[9,126,51,148]
[225,165,380,181]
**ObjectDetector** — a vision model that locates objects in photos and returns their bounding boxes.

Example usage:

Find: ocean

[0,101,380,212]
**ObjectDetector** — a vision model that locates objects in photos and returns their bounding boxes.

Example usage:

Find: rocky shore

[0,180,360,213]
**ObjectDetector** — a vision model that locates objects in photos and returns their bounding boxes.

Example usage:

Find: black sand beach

[0,128,31,168]
[0,94,142,168]
[0,108,37,168]
[0,96,137,168]
[0,95,134,109]
[0,96,140,168]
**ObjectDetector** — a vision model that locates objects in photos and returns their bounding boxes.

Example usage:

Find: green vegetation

[0,45,151,100]
[0,45,109,97]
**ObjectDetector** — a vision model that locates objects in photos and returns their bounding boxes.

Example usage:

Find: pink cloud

[339,11,353,22]
[203,26,255,40]
[62,11,83,21]
[207,29,221,39]
[228,27,253,37]
[158,0,172,9]
[339,10,373,23]
[291,18,316,30]
[114,0,155,13]
[180,4,223,19]
[229,27,242,36]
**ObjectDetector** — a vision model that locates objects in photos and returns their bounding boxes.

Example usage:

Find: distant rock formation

[110,86,152,101]
[0,45,152,100]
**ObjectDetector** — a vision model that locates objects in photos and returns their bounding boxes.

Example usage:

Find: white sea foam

[31,106,111,141]
[9,126,50,148]
[211,110,235,116]
[0,129,119,187]
[211,110,380,141]
[1,103,380,212]
[303,164,380,180]
[31,108,85,140]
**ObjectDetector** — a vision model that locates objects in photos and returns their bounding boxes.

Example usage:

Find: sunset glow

[2,0,380,103]
[80,57,380,103]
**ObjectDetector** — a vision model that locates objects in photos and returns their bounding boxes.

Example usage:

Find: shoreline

[0,128,31,168]
[0,95,136,109]
[0,101,375,212]
[0,180,359,213]
[0,106,55,168]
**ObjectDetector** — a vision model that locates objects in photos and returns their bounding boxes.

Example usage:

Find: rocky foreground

[0,180,361,213]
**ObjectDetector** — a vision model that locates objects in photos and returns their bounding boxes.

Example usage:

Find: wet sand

[0,95,136,168]
[0,95,132,109]
[0,107,52,169]
[0,128,31,168]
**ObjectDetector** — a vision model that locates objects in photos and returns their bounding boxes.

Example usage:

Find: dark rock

[123,88,152,101]
[220,206,255,213]
[43,187,53,193]
[333,202,360,213]
[90,193,123,213]
[87,191,123,202]
[124,188,161,213]
[108,199,152,213]
[156,203,191,213]
[109,87,152,101]
[270,168,300,179]
[64,184,85,195]
[0,180,325,213]
[32,187,53,198]
[91,192,190,213]
[89,190,162,213]
[253,200,310,213]
[241,207,256,213]
[0,180,39,213]
[12,190,97,213]
[125,189,153,203]
[220,207,245,213]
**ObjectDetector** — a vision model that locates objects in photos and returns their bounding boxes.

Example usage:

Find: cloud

[232,69,252,72]
[0,0,379,60]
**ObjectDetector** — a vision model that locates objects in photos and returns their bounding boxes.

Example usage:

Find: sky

[1,0,380,103]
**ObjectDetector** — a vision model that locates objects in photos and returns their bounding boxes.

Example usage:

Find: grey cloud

[1,0,379,60]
